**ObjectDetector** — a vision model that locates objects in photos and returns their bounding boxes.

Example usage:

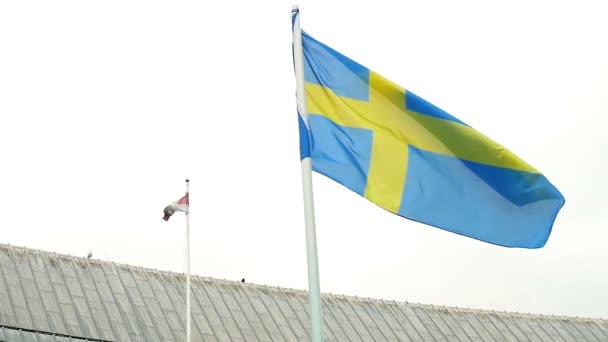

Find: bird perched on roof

[87,251,92,259]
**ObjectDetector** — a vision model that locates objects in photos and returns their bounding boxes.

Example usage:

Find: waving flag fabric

[162,193,189,221]
[297,31,565,248]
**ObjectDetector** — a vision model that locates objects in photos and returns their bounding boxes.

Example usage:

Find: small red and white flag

[162,193,189,221]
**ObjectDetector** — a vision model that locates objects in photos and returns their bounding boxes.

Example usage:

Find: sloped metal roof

[0,243,606,342]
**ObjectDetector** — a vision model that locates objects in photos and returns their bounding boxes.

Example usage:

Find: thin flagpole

[185,178,191,342]
[292,5,325,342]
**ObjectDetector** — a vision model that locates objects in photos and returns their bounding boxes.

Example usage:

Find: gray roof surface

[0,243,606,342]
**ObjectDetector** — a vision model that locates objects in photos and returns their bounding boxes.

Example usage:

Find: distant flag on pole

[162,193,189,221]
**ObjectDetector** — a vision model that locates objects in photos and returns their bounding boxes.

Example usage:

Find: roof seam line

[0,323,115,342]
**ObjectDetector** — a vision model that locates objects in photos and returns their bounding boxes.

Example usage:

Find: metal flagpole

[292,5,325,342]
[185,178,191,342]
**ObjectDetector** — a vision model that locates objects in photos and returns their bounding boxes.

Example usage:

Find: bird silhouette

[87,251,92,259]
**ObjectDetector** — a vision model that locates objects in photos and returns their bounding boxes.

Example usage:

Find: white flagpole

[185,178,191,342]
[292,5,325,342]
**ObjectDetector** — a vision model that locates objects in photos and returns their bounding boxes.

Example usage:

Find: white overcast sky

[1,0,607,319]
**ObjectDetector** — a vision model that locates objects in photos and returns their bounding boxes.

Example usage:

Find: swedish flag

[296,31,565,248]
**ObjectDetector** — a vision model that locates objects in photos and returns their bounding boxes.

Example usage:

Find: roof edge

[1,242,606,323]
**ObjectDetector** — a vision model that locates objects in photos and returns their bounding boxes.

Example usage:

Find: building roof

[0,243,606,342]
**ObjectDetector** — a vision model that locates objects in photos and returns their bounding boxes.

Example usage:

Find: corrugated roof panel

[44,309,66,336]
[74,306,98,338]
[545,320,576,342]
[102,298,122,323]
[58,304,80,334]
[318,298,348,341]
[321,308,349,341]
[145,298,176,340]
[89,307,113,337]
[500,314,533,342]
[395,302,430,341]
[199,302,225,334]
[15,258,35,282]
[191,311,214,336]
[248,288,292,341]
[407,304,437,338]
[95,282,114,305]
[228,301,255,335]
[464,311,500,342]
[148,275,174,310]
[273,294,298,321]
[513,315,543,342]
[0,326,113,342]
[416,304,449,341]
[2,328,24,342]
[105,273,126,296]
[114,292,136,322]
[124,285,145,310]
[189,328,208,342]
[0,251,18,286]
[173,288,201,338]
[353,298,387,341]
[360,299,402,341]
[45,264,63,287]
[249,320,275,342]
[586,320,608,341]
[115,265,136,288]
[530,323,553,341]
[39,289,61,317]
[88,263,108,284]
[12,291,34,327]
[65,276,84,298]
[110,322,132,342]
[485,319,509,341]
[285,315,307,340]
[341,296,378,340]
[233,286,273,341]
[208,324,234,342]
[431,308,460,339]
[0,273,17,327]
[576,320,603,342]
[597,320,608,338]
[32,271,53,294]
[132,272,155,302]
[56,259,78,283]
[20,331,39,342]
[451,310,480,341]
[22,283,42,308]
[537,317,568,342]
[204,283,236,322]
[134,304,155,330]
[374,301,416,341]
[141,324,161,342]
[54,284,73,308]
[324,295,362,341]
[35,334,54,342]
[162,304,183,331]
[2,244,608,342]
[75,267,96,293]
[192,284,224,331]
[439,309,472,342]
[273,293,310,340]
[486,313,518,342]
[258,286,299,340]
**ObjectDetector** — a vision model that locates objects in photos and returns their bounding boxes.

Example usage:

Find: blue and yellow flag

[295,30,565,248]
